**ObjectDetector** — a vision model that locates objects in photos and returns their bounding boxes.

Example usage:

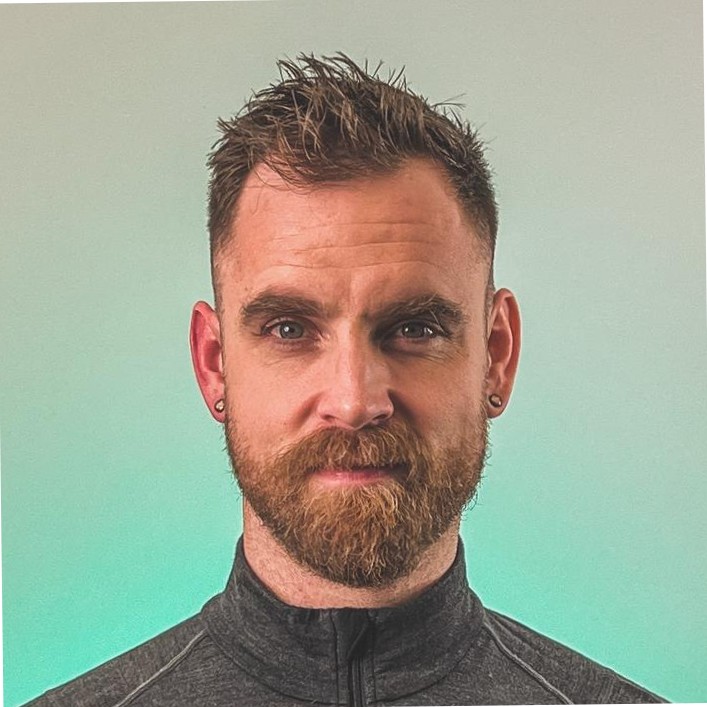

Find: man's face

[212,159,494,587]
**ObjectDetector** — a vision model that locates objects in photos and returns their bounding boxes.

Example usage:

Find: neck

[241,502,460,609]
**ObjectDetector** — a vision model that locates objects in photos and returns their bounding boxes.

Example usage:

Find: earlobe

[189,301,226,421]
[485,288,521,418]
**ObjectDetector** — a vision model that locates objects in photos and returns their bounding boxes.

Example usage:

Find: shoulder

[480,609,666,704]
[24,614,214,707]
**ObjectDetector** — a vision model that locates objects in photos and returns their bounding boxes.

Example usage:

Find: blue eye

[272,321,305,339]
[399,322,438,339]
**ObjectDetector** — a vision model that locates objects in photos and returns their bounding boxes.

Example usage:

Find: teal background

[1,1,704,704]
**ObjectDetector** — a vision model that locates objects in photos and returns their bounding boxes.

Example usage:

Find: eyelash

[259,318,450,347]
[261,320,310,342]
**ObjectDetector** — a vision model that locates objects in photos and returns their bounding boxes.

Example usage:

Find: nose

[314,335,394,430]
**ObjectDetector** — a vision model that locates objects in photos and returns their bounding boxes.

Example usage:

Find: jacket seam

[482,617,574,705]
[110,630,208,707]
[601,670,668,704]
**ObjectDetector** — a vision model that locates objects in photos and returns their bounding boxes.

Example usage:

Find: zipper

[344,612,371,707]
[348,651,365,707]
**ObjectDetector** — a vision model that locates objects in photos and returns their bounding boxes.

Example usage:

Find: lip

[312,466,401,487]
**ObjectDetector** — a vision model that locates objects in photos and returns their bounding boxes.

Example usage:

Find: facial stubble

[225,408,488,588]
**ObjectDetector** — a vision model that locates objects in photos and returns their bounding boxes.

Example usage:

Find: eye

[265,320,306,339]
[397,321,440,339]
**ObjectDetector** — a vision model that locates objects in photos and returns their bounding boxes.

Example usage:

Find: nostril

[371,408,394,426]
[318,398,394,431]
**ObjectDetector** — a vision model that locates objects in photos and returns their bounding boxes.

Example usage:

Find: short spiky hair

[208,53,498,269]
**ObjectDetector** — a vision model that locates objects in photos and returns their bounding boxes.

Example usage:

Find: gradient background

[1,1,705,704]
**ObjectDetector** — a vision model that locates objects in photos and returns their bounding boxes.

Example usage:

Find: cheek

[394,356,485,435]
[224,350,307,438]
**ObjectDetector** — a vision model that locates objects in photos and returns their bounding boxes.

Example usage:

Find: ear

[190,301,225,422]
[485,288,521,418]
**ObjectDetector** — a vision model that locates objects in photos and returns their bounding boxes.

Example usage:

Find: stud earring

[488,393,503,408]
[214,399,225,413]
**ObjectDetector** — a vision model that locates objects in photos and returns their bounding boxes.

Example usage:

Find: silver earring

[214,399,225,413]
[488,394,503,408]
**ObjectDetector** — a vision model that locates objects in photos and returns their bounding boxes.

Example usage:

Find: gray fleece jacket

[26,538,665,706]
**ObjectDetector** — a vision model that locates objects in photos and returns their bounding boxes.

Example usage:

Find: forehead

[217,159,487,306]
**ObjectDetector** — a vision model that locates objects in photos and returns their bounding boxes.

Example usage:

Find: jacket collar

[201,536,484,703]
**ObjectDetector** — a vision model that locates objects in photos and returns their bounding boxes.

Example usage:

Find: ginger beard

[225,408,489,588]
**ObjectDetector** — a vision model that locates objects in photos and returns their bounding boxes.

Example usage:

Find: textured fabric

[26,537,666,706]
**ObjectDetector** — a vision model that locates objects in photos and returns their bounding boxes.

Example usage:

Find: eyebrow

[240,290,328,326]
[239,289,466,329]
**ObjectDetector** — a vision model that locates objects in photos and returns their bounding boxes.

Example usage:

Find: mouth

[312,464,405,487]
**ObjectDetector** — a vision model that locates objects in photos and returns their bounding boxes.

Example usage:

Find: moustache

[270,420,433,481]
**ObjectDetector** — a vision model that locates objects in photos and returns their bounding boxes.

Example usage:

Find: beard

[225,405,488,589]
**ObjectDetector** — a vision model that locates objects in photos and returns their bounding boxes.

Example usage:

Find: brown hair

[208,53,497,277]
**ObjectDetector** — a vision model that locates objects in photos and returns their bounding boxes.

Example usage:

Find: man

[27,54,664,706]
